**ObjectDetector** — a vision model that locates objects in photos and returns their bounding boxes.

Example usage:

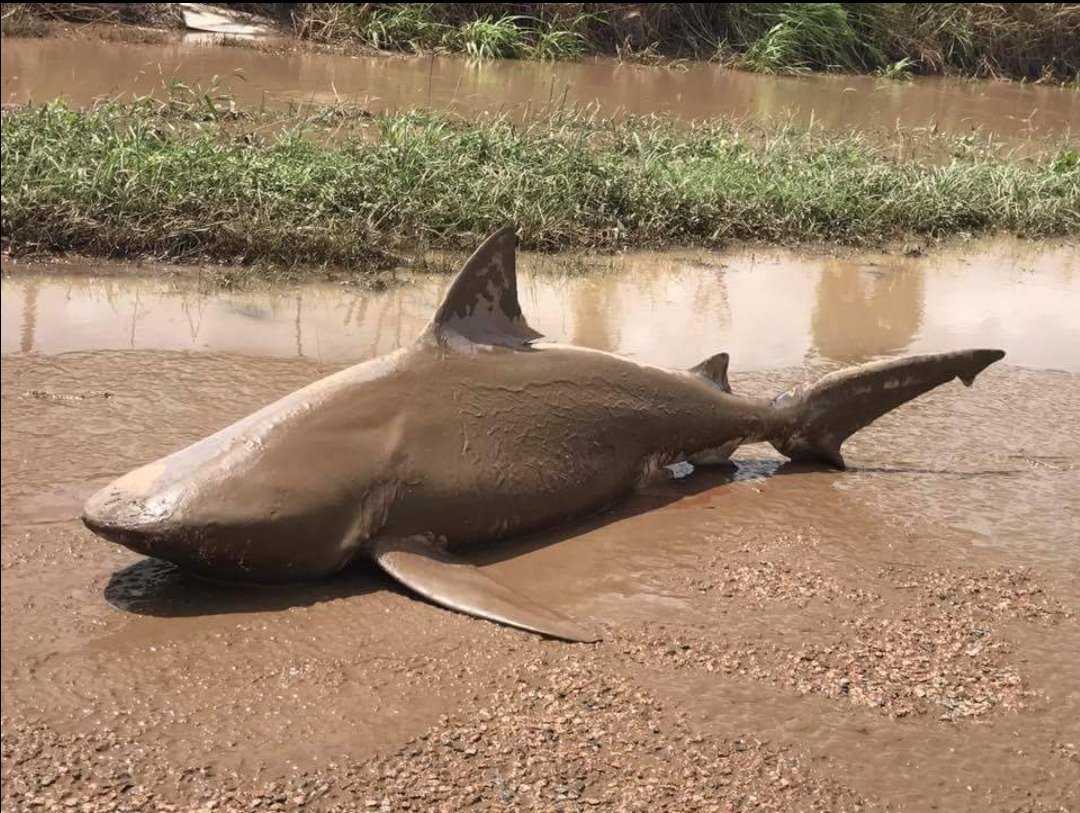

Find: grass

[1,95,1076,271]
[741,4,882,75]
[0,2,177,41]
[288,3,1080,80]
[4,4,1076,79]
[0,2,181,31]
[453,16,528,61]
[295,3,588,62]
[877,57,918,82]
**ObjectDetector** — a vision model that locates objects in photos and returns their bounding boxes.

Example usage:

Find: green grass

[741,4,882,74]
[2,97,1076,271]
[6,4,1077,79]
[452,15,528,60]
[531,25,588,61]
[295,2,588,62]
[877,57,918,82]
[287,3,1080,80]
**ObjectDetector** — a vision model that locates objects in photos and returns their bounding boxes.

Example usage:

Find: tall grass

[741,4,884,74]
[291,3,1080,79]
[355,3,441,52]
[452,16,528,60]
[295,2,588,61]
[2,98,1076,270]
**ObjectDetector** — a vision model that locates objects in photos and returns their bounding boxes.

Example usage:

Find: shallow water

[3,37,1077,146]
[5,239,1077,371]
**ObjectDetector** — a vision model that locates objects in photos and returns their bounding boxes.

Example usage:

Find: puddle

[4,239,1077,371]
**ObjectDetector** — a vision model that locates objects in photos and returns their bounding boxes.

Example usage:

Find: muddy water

[3,37,1078,145]
[5,239,1078,370]
[3,240,1079,809]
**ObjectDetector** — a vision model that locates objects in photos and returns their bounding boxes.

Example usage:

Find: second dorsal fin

[423,226,542,349]
[690,352,731,393]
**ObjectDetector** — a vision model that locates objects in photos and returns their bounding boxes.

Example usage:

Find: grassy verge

[2,96,1076,271]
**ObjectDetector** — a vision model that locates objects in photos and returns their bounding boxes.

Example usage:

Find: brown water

[3,37,1078,145]
[5,239,1078,371]
[2,239,1079,810]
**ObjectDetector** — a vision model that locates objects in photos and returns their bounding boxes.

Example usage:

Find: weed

[286,3,1080,81]
[878,57,918,81]
[8,4,1076,80]
[452,15,527,60]
[741,4,883,74]
[530,25,587,62]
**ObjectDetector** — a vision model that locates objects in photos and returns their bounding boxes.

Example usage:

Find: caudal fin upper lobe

[768,349,1005,469]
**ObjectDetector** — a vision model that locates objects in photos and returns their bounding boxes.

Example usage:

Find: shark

[83,227,1005,641]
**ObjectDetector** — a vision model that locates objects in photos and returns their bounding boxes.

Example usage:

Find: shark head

[80,410,366,583]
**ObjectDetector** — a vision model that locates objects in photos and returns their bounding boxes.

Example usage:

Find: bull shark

[83,227,1005,641]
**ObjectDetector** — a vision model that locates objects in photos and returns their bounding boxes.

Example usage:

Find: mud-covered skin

[82,340,768,582]
[83,327,1002,585]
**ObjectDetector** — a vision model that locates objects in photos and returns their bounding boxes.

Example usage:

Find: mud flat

[2,239,1078,811]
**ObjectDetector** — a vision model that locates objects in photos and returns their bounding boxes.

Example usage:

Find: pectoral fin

[370,536,600,643]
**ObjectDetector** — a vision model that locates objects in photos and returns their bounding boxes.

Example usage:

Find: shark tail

[767,349,1005,470]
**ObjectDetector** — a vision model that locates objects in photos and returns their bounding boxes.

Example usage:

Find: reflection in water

[2,238,1077,372]
[810,259,924,363]
[19,278,38,354]
[2,37,1077,146]
[570,277,621,351]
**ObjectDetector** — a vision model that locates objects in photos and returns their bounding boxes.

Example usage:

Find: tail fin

[769,349,1005,470]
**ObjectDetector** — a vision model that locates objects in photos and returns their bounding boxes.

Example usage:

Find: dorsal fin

[423,226,542,349]
[690,352,731,393]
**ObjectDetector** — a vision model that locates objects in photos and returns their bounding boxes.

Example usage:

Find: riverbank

[3,97,1076,272]
[4,3,1079,82]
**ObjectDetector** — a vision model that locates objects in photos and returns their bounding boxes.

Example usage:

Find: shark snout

[81,507,156,555]
[81,478,175,556]
[81,457,192,554]
[81,477,242,579]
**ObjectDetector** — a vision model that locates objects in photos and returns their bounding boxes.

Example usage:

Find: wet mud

[3,37,1078,147]
[3,239,1079,811]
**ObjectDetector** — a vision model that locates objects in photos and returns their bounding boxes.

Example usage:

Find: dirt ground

[2,340,1078,812]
